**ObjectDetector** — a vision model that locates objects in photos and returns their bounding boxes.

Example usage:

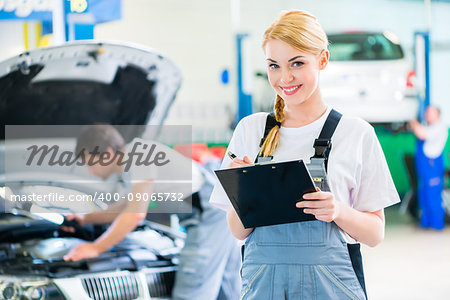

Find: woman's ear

[319,50,329,70]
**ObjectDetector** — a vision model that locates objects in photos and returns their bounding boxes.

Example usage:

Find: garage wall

[238,0,450,126]
[1,0,449,137]
[94,0,450,132]
[0,21,30,60]
[94,0,236,143]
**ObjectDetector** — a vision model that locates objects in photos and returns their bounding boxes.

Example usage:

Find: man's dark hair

[76,124,125,155]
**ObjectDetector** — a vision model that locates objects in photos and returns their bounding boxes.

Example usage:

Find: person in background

[410,106,448,230]
[62,124,241,300]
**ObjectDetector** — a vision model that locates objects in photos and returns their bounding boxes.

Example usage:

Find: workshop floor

[362,206,450,300]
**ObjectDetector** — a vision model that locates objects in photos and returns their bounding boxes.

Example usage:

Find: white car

[320,31,418,124]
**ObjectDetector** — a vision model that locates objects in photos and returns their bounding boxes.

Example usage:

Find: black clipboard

[214,159,317,228]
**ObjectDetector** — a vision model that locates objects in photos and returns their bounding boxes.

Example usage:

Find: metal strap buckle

[313,139,331,158]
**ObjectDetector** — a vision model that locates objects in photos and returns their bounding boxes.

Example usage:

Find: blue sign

[0,0,121,24]
[0,0,53,21]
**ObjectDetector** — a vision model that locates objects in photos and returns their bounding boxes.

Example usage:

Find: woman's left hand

[296,188,341,223]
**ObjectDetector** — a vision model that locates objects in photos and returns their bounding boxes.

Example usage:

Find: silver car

[0,41,186,300]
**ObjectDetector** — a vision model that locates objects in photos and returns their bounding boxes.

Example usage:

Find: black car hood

[0,249,176,278]
[0,41,182,141]
[0,213,182,278]
[0,248,176,278]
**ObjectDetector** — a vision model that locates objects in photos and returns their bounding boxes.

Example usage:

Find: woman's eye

[268,64,279,70]
[292,61,304,67]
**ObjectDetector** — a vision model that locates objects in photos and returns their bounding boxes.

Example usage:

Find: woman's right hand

[229,155,253,168]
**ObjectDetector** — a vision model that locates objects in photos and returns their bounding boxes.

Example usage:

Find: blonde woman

[210,10,399,299]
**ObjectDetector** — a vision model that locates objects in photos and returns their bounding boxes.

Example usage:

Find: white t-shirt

[125,139,204,196]
[209,107,400,243]
[424,120,448,159]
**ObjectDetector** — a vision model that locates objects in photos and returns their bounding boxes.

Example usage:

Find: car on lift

[0,41,185,300]
[253,31,417,128]
[320,31,418,127]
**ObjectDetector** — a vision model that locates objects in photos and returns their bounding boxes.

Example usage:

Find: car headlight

[0,278,65,300]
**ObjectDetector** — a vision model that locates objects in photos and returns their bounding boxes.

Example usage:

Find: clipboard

[214,159,317,228]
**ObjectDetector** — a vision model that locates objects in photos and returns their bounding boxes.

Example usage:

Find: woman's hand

[297,188,385,246]
[228,155,252,168]
[296,188,341,223]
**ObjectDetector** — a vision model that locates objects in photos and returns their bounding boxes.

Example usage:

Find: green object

[148,201,159,209]
[375,127,450,196]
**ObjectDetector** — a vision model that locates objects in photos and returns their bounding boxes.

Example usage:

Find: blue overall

[240,110,366,299]
[415,140,445,230]
[240,207,367,299]
[173,161,241,300]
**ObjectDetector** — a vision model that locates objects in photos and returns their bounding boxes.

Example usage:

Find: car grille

[81,273,140,300]
[145,268,176,298]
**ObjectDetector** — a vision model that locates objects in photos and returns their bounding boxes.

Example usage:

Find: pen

[227,151,237,160]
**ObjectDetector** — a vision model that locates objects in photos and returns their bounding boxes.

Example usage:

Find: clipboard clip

[241,160,275,172]
[255,156,273,164]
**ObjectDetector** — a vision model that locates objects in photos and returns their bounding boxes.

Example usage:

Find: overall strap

[256,109,342,165]
[259,112,278,147]
[311,109,342,171]
[312,109,367,298]
[255,112,277,163]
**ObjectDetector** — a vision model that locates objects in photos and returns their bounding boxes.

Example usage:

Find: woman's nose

[281,69,293,84]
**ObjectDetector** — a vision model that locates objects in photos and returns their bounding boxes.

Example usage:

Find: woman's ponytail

[258,95,285,157]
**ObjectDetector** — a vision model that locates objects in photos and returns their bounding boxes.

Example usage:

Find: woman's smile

[280,84,303,96]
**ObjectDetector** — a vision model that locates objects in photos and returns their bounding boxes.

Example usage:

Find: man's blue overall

[240,110,367,300]
[415,140,445,230]
[173,162,241,300]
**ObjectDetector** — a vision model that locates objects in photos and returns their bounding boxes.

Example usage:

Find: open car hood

[0,41,182,141]
[0,212,184,278]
